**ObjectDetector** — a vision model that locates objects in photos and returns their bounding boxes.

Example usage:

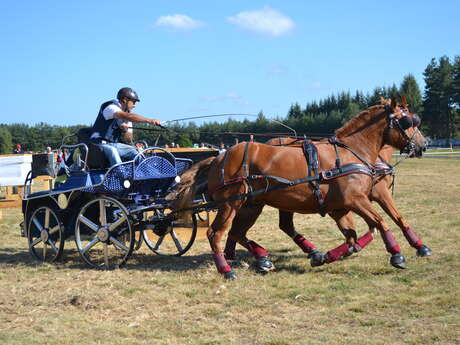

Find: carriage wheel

[27,205,65,262]
[74,196,134,269]
[142,211,197,256]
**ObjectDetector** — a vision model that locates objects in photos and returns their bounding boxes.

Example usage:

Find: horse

[169,99,427,279]
[223,140,432,272]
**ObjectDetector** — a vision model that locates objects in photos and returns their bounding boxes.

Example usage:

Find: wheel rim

[142,211,197,256]
[27,206,64,262]
[75,197,134,269]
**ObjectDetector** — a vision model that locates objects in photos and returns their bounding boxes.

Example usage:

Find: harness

[375,154,396,194]
[212,140,375,216]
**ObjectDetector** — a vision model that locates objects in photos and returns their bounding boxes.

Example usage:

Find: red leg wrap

[293,234,316,253]
[354,232,374,252]
[213,253,232,274]
[326,242,351,263]
[224,238,237,260]
[402,227,423,248]
[246,240,269,258]
[380,230,401,254]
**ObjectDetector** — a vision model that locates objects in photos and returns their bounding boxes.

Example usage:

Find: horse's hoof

[309,250,326,267]
[224,271,237,280]
[255,256,275,274]
[390,253,407,269]
[417,245,432,257]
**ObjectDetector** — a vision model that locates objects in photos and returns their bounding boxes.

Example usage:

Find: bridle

[386,107,422,155]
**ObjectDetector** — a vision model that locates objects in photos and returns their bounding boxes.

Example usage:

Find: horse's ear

[401,95,407,107]
[391,98,397,109]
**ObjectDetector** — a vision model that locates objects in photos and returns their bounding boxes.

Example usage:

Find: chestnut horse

[170,100,427,279]
[224,141,432,272]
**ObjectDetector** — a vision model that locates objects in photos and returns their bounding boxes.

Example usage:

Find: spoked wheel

[27,205,65,262]
[142,210,197,256]
[74,196,134,269]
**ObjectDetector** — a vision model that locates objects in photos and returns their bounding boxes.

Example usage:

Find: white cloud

[155,14,205,31]
[227,7,294,37]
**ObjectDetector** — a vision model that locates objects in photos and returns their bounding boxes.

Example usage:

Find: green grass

[0,158,459,345]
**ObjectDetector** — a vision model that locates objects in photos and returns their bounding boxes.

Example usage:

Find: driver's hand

[149,119,161,126]
[119,122,130,131]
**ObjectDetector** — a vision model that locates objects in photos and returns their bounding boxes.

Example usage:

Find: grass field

[0,158,459,345]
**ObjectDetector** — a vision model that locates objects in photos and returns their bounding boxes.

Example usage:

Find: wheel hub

[97,227,110,242]
[40,229,49,242]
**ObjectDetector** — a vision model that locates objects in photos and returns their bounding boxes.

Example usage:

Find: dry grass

[0,158,459,345]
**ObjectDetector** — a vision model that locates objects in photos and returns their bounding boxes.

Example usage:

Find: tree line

[1,55,459,154]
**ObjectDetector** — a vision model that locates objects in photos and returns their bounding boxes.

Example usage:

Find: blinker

[412,114,421,127]
[397,116,413,130]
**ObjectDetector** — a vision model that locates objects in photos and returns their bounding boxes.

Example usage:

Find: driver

[90,87,161,165]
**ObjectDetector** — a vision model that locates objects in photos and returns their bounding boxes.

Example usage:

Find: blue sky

[1,1,459,126]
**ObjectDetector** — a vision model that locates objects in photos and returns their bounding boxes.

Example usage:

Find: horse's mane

[334,104,386,138]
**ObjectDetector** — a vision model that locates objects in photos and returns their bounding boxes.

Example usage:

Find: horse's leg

[235,233,275,274]
[373,187,432,257]
[221,201,274,274]
[349,196,407,269]
[224,200,264,260]
[312,209,374,266]
[330,210,375,254]
[208,201,241,279]
[278,210,328,266]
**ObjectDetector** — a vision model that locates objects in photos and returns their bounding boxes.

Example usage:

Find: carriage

[22,131,217,269]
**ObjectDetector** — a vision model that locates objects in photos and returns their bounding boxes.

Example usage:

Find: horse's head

[382,97,427,157]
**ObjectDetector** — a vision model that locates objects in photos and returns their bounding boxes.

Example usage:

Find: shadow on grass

[0,248,37,265]
[2,244,381,276]
[0,245,326,275]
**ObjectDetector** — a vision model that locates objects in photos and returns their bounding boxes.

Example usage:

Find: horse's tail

[166,156,216,212]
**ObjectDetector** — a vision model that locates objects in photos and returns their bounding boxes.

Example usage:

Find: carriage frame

[22,138,216,269]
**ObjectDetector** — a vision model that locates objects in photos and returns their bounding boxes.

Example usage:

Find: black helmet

[117,87,140,102]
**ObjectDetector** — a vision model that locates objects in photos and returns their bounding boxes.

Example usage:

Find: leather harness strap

[302,140,327,216]
[210,140,376,213]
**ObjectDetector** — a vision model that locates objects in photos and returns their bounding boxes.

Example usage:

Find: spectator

[13,144,23,154]
[46,146,52,154]
[56,149,66,164]
[219,143,226,154]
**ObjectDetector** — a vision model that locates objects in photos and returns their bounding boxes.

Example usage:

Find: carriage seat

[76,127,118,170]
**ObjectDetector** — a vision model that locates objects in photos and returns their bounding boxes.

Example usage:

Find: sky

[1,0,459,127]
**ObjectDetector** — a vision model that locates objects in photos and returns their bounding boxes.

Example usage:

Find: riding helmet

[117,87,140,102]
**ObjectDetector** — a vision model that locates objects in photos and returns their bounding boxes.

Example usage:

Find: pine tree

[387,84,400,101]
[400,74,423,114]
[0,127,13,154]
[287,103,303,119]
[423,56,456,138]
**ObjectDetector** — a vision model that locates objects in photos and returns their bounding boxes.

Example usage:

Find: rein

[327,136,376,170]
